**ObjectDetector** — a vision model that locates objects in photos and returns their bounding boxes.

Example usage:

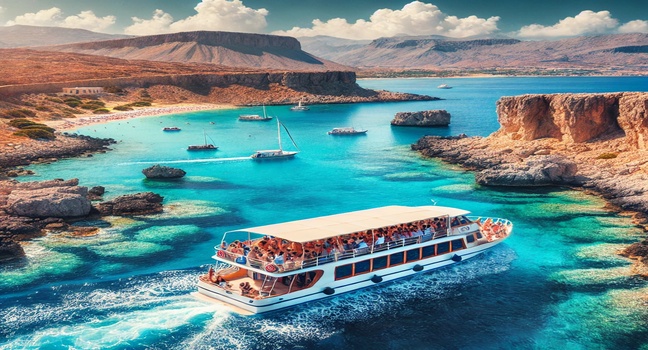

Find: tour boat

[290,99,309,111]
[187,130,218,151]
[437,84,452,89]
[250,118,299,160]
[163,126,181,131]
[196,205,513,314]
[239,105,273,121]
[327,127,368,135]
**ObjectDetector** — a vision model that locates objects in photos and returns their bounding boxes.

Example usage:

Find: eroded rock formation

[94,192,163,216]
[391,110,451,127]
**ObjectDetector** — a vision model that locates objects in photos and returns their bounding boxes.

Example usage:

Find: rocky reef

[412,92,648,268]
[142,164,186,179]
[0,178,164,262]
[391,110,451,127]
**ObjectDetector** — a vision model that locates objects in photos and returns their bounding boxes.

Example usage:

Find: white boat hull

[197,239,502,314]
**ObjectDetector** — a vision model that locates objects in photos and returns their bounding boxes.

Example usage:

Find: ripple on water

[0,243,83,289]
[135,225,202,243]
[89,241,172,258]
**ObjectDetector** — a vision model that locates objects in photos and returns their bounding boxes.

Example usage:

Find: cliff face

[495,92,648,148]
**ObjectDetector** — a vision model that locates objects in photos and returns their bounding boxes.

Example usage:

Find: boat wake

[120,157,252,165]
[0,248,516,349]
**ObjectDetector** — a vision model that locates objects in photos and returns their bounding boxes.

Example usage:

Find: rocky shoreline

[0,133,115,177]
[412,92,648,271]
[0,178,164,262]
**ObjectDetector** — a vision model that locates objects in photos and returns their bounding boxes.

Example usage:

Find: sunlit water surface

[2,77,648,349]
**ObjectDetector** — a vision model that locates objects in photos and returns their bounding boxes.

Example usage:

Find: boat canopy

[227,205,470,243]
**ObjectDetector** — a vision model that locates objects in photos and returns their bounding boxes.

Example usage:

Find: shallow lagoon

[2,77,648,349]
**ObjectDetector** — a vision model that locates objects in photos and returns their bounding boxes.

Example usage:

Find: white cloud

[618,20,648,34]
[124,0,268,36]
[6,7,63,27]
[516,10,618,39]
[6,7,115,32]
[272,1,500,40]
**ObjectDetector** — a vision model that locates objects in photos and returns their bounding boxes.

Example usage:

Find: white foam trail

[120,156,251,165]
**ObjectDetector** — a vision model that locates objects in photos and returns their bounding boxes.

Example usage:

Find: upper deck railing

[214,218,512,274]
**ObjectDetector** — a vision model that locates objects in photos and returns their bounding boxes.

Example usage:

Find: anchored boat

[327,127,367,135]
[250,118,299,160]
[197,205,513,314]
[239,105,273,121]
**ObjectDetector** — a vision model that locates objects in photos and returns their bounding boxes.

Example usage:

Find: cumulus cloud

[516,10,618,39]
[124,0,268,35]
[6,7,116,32]
[618,20,648,34]
[272,1,500,40]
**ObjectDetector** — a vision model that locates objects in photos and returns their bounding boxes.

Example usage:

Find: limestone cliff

[494,92,648,148]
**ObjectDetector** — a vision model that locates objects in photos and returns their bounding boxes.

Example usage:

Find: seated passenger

[375,234,385,245]
[356,238,368,249]
[274,252,285,265]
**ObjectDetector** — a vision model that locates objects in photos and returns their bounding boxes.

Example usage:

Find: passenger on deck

[274,252,285,265]
[375,233,385,246]
[356,238,368,250]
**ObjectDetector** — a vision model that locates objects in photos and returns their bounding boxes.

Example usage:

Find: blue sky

[0,0,646,39]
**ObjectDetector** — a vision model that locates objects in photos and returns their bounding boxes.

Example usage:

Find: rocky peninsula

[412,92,648,270]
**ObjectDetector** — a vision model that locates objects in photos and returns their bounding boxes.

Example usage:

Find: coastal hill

[300,33,648,74]
[41,31,350,71]
[0,25,130,48]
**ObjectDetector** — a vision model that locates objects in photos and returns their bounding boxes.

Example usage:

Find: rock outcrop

[94,192,163,216]
[474,155,578,186]
[7,185,91,218]
[142,165,186,179]
[391,110,451,127]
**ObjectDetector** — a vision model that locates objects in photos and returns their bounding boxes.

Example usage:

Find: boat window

[355,260,371,275]
[389,252,404,266]
[437,241,450,255]
[406,248,420,262]
[476,231,483,239]
[372,255,388,270]
[466,233,476,243]
[421,245,436,258]
[335,264,354,280]
[451,239,465,251]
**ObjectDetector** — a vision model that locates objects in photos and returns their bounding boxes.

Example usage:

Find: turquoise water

[2,76,648,349]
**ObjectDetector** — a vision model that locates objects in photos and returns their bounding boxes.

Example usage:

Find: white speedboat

[327,127,367,135]
[250,118,299,160]
[290,100,309,111]
[196,205,513,314]
[437,84,452,89]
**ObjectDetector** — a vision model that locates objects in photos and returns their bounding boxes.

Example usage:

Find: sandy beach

[45,103,236,131]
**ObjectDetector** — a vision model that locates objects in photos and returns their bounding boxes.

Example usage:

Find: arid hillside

[42,31,350,71]
[0,25,130,48]
[301,33,648,74]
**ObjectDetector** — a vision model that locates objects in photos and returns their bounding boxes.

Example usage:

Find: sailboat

[251,118,299,159]
[290,99,309,111]
[239,104,273,121]
[187,130,218,151]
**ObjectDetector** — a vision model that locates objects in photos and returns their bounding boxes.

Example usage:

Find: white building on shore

[62,87,104,95]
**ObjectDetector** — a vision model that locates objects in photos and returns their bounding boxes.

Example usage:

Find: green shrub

[22,125,55,133]
[46,97,64,103]
[4,109,37,119]
[64,97,81,102]
[79,103,99,110]
[65,100,81,108]
[597,153,618,159]
[113,105,133,111]
[128,101,152,107]
[35,106,52,112]
[14,128,55,140]
[93,108,110,114]
[22,102,35,107]
[8,118,37,128]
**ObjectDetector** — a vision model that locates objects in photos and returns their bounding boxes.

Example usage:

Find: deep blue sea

[2,77,648,349]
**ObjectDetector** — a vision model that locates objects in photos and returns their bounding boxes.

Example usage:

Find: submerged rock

[94,192,164,216]
[142,164,186,179]
[0,239,25,262]
[391,110,451,127]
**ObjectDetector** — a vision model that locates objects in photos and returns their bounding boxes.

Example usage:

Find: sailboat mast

[277,118,283,152]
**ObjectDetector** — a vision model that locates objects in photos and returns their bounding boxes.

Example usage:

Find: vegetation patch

[93,108,110,114]
[9,118,56,139]
[113,105,134,111]
[597,153,618,159]
[1,108,37,119]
